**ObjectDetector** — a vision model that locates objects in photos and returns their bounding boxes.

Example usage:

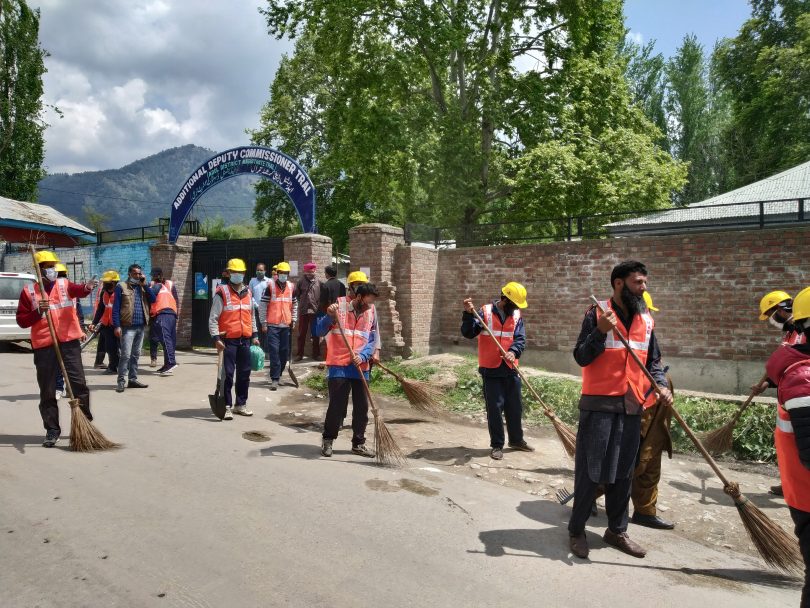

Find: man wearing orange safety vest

[258,261,297,391]
[149,267,179,376]
[315,283,380,458]
[89,270,121,375]
[15,251,98,447]
[568,261,672,561]
[461,282,533,461]
[208,258,260,420]
[764,285,810,606]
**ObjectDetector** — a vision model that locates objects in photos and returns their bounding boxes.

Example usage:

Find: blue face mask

[278,273,288,282]
[230,273,244,285]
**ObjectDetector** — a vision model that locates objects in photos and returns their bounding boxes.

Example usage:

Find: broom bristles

[69,400,120,452]
[373,415,406,467]
[726,483,804,575]
[547,412,577,457]
[400,379,443,416]
[700,420,736,455]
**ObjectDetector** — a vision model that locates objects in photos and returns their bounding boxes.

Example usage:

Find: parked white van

[0,272,36,342]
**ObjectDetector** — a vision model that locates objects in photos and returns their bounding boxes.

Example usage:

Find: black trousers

[322,377,369,446]
[100,325,120,372]
[33,340,92,434]
[223,337,252,407]
[482,374,523,449]
[94,329,106,365]
[790,506,810,608]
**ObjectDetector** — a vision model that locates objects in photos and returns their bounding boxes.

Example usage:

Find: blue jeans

[118,326,145,383]
[223,337,252,407]
[266,325,290,381]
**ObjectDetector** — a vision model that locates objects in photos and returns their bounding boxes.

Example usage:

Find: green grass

[305,356,777,462]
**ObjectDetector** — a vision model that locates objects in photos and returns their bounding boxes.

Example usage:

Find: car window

[0,278,33,301]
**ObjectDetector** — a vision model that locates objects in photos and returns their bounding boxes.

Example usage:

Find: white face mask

[769,313,788,330]
[230,273,244,285]
[278,274,288,282]
[44,268,57,281]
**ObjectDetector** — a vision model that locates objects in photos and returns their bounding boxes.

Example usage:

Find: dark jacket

[113,281,155,328]
[320,277,346,310]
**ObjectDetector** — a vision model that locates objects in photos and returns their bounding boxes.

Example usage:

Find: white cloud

[32,1,292,173]
[627,31,644,46]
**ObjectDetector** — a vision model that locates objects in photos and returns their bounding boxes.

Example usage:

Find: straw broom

[334,315,406,467]
[700,373,768,455]
[590,296,802,574]
[470,306,577,457]
[29,246,119,452]
[375,361,443,416]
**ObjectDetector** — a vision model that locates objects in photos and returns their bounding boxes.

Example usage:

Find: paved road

[0,349,802,607]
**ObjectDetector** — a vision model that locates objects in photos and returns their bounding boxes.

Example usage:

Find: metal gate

[191,237,284,347]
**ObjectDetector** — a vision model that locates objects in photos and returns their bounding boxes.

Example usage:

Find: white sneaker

[234,405,253,416]
[223,408,233,421]
[55,390,62,400]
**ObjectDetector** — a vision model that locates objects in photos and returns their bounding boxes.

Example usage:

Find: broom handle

[729,373,769,425]
[334,314,379,416]
[30,246,76,402]
[375,360,402,382]
[470,307,556,417]
[589,296,732,487]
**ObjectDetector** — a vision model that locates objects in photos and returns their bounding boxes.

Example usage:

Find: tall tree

[254,0,685,246]
[712,0,810,187]
[621,37,668,149]
[0,0,48,201]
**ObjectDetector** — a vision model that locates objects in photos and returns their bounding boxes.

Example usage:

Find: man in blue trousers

[150,267,179,376]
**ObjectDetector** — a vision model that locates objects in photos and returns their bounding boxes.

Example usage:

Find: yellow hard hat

[101,270,120,282]
[643,291,659,312]
[272,264,278,271]
[276,262,291,273]
[501,282,528,309]
[759,290,792,320]
[54,262,67,273]
[347,270,369,285]
[226,258,247,273]
[34,250,59,265]
[792,286,810,322]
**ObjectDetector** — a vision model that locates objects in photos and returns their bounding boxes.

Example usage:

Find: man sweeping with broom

[16,250,98,447]
[764,285,810,605]
[316,283,379,458]
[568,261,671,560]
[461,282,534,461]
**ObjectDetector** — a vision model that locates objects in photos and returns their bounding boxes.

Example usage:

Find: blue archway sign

[168,145,316,243]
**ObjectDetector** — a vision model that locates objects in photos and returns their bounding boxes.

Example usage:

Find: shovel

[80,327,101,351]
[208,350,227,420]
[287,325,298,388]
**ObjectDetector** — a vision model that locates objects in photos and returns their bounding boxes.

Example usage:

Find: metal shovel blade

[209,351,227,419]
[287,328,299,388]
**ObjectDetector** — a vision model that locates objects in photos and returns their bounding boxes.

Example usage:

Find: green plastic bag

[250,344,265,372]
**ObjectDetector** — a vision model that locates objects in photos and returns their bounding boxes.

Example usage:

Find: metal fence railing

[96,219,200,245]
[404,198,809,247]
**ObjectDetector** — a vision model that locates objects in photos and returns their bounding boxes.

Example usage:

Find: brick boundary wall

[357,224,810,393]
[283,233,333,280]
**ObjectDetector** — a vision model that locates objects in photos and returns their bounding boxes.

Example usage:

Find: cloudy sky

[32,1,750,175]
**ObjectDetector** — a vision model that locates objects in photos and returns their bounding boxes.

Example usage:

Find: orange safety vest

[100,290,115,326]
[775,360,810,512]
[217,284,253,339]
[266,280,293,325]
[326,297,375,371]
[478,303,521,369]
[581,299,656,408]
[25,278,85,348]
[151,280,177,316]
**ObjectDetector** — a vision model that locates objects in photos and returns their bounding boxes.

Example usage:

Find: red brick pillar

[283,233,333,280]
[150,236,205,349]
[349,224,406,357]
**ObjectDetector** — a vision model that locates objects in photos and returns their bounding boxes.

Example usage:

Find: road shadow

[526,465,575,477]
[265,412,324,433]
[667,479,784,509]
[0,434,72,454]
[0,394,40,403]
[387,417,436,425]
[259,443,322,460]
[407,445,492,466]
[161,408,220,423]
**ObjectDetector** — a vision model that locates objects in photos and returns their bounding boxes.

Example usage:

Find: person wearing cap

[89,270,121,376]
[764,285,810,605]
[53,263,89,399]
[112,263,156,393]
[15,251,98,447]
[461,281,533,461]
[629,291,676,531]
[568,260,671,560]
[316,282,380,458]
[149,267,180,376]
[258,261,297,390]
[209,258,261,420]
[293,262,322,361]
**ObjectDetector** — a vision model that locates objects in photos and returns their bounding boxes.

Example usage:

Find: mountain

[37,145,259,232]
